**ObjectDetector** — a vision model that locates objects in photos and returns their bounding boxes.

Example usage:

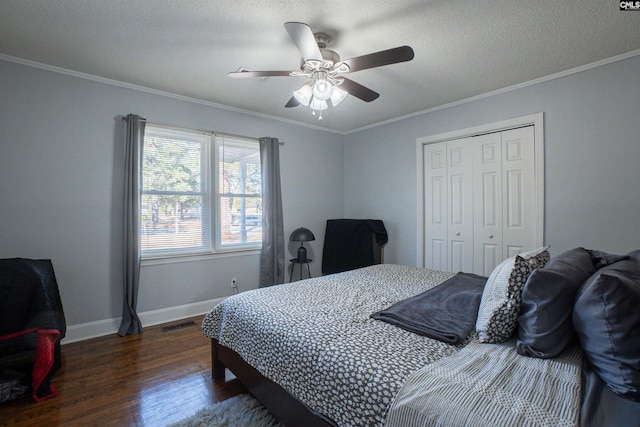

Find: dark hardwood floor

[0,315,247,426]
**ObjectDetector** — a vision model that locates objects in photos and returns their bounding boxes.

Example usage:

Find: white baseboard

[61,297,225,344]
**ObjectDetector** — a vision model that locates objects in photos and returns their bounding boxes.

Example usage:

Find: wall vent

[161,321,196,332]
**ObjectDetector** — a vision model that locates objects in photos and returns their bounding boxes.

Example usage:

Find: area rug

[169,393,282,427]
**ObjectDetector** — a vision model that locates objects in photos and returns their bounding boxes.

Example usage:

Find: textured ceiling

[1,0,639,133]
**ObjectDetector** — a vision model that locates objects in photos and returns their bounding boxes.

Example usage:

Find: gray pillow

[573,255,640,401]
[516,247,596,358]
[587,249,630,269]
[628,249,640,261]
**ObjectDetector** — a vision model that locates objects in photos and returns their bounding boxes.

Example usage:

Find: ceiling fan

[228,22,415,119]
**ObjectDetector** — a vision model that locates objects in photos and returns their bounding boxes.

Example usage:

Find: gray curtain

[119,114,145,336]
[259,137,285,286]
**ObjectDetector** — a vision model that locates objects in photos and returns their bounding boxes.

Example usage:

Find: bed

[202,248,640,427]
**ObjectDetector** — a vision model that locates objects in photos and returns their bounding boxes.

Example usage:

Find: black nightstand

[289,258,312,282]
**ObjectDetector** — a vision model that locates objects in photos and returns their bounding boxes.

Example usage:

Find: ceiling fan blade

[228,70,294,78]
[284,22,323,62]
[340,78,380,102]
[341,46,414,73]
[285,96,300,108]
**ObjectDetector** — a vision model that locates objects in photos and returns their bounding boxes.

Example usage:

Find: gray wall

[2,52,639,338]
[0,59,343,331]
[344,54,640,264]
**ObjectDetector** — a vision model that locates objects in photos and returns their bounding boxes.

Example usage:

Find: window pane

[219,196,262,246]
[218,143,261,196]
[143,135,201,192]
[217,137,262,249]
[141,195,204,252]
[141,127,208,255]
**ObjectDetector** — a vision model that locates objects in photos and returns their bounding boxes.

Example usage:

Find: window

[141,125,261,257]
[217,137,263,249]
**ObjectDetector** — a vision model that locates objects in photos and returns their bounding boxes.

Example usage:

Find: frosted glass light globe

[312,79,333,101]
[293,84,312,106]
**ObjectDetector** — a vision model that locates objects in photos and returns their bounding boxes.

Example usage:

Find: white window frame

[213,135,263,252]
[141,124,261,262]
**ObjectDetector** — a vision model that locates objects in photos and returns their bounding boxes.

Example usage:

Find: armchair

[0,258,66,403]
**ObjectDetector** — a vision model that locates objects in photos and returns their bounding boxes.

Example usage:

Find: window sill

[141,248,261,267]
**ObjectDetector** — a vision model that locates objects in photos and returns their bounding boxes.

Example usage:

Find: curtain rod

[122,116,284,145]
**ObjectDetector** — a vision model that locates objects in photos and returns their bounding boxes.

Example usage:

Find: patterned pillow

[476,247,550,343]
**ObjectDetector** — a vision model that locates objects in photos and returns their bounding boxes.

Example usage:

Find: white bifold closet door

[472,131,503,276]
[423,137,474,273]
[423,142,448,271]
[423,126,536,275]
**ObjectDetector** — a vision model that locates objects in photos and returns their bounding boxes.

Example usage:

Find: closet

[420,120,543,276]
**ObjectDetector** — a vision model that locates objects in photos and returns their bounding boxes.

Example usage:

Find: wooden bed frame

[211,338,338,426]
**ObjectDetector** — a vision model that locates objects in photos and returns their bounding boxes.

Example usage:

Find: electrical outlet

[231,278,237,288]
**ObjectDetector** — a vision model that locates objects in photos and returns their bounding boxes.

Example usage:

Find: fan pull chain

[311,109,323,120]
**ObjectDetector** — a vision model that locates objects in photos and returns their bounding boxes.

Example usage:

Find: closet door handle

[488,234,494,239]
[455,231,460,236]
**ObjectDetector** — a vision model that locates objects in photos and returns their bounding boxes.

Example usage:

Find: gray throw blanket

[371,272,487,344]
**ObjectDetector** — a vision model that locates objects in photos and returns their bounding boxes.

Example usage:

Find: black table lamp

[290,227,315,263]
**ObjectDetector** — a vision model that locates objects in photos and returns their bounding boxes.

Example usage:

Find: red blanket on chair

[0,328,61,402]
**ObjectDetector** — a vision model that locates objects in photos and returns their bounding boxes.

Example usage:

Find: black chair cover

[321,219,388,275]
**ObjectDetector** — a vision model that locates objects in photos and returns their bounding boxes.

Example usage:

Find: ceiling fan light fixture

[312,73,333,101]
[309,98,328,111]
[329,85,348,106]
[293,83,313,106]
[230,22,415,120]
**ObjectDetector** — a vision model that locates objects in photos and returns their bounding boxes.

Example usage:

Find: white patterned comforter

[201,264,460,427]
